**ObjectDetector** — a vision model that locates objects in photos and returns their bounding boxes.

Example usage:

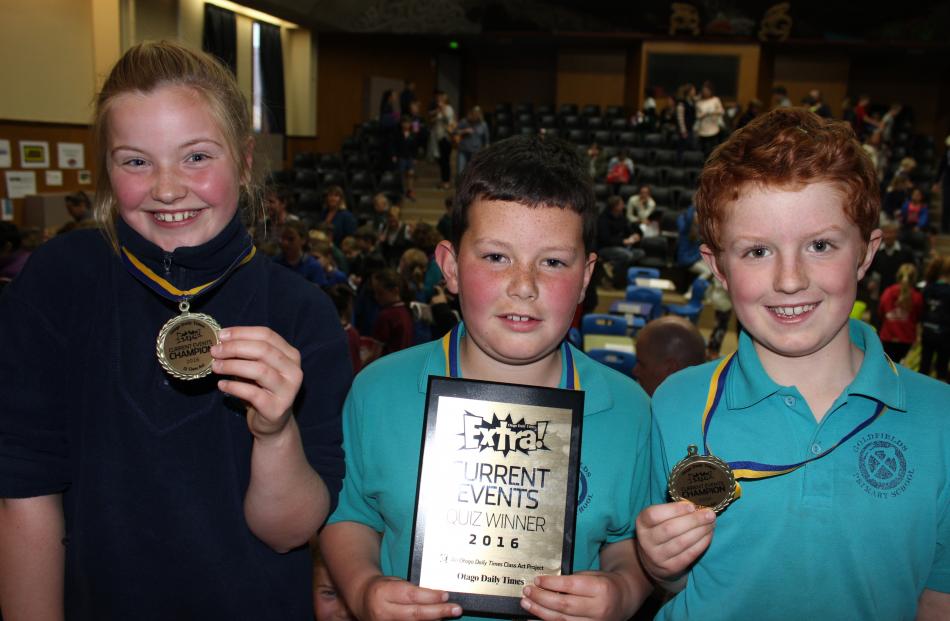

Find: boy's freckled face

[444,199,594,367]
[705,181,879,362]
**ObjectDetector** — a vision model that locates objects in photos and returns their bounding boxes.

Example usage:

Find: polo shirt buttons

[784,395,796,407]
[811,443,822,455]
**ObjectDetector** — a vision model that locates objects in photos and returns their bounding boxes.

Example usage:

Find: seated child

[636,107,950,620]
[274,220,323,284]
[370,268,413,355]
[321,133,653,621]
[327,283,361,374]
[900,187,930,232]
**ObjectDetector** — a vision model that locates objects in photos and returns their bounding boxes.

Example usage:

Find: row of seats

[495,103,626,119]
[495,126,683,149]
[496,113,636,132]
[577,272,711,375]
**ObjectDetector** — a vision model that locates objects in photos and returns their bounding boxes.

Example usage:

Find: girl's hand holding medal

[210,326,303,440]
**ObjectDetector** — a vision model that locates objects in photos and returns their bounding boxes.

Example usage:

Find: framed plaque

[409,376,584,616]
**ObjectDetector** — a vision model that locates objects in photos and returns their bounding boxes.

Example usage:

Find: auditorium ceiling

[243,0,949,43]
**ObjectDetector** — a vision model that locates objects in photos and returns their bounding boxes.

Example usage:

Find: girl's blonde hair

[895,262,918,312]
[93,40,263,249]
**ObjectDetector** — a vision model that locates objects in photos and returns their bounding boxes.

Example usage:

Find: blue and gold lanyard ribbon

[120,244,256,305]
[440,323,580,390]
[702,351,897,492]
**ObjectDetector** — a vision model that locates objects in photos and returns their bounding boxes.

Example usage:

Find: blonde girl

[0,41,348,620]
[879,262,924,362]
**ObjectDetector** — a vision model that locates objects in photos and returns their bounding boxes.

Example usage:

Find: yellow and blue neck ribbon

[120,244,256,304]
[702,352,897,486]
[440,322,580,390]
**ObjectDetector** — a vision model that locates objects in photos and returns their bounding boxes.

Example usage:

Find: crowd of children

[1,41,950,621]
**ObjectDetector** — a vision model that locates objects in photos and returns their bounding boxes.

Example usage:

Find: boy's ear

[857,228,883,280]
[435,240,460,295]
[700,243,729,290]
[578,252,598,304]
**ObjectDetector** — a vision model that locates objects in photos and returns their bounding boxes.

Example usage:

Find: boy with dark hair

[636,108,950,619]
[322,134,653,621]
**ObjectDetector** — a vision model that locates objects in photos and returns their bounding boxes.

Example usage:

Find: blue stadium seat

[664,277,711,323]
[581,313,628,336]
[587,349,637,376]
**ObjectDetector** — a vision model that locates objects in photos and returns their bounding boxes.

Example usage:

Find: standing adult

[675,83,697,159]
[695,81,725,158]
[398,79,416,116]
[429,90,455,190]
[454,106,489,177]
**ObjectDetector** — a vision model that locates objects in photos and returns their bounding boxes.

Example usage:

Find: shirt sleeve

[293,293,352,513]
[326,380,386,532]
[620,387,652,542]
[0,248,73,497]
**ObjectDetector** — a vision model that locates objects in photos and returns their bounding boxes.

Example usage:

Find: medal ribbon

[120,244,256,304]
[440,323,580,390]
[702,351,898,491]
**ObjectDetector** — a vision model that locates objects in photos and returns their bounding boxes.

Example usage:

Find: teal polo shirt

[650,319,950,620]
[329,325,651,621]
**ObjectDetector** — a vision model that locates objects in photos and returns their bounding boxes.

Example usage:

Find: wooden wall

[0,122,96,226]
[556,50,627,110]
[466,41,557,114]
[314,35,439,156]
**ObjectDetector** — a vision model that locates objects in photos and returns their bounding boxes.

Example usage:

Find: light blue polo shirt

[650,319,950,620]
[328,325,651,621]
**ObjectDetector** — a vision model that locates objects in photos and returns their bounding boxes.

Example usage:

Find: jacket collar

[117,212,252,292]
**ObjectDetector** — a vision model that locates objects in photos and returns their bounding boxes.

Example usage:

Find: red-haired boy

[637,108,950,619]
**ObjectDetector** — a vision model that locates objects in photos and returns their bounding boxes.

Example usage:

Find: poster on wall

[19,141,50,168]
[0,140,11,168]
[78,170,92,185]
[5,171,37,198]
[46,170,63,186]
[58,142,85,169]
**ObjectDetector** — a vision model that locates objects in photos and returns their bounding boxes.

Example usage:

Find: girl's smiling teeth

[152,210,200,223]
[768,303,817,317]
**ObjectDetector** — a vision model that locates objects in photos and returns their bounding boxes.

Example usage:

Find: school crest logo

[853,433,914,497]
[577,464,592,514]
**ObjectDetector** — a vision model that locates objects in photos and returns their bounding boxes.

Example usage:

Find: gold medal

[668,445,737,513]
[156,301,221,381]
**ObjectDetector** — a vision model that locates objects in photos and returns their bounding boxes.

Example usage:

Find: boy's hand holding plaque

[409,377,583,617]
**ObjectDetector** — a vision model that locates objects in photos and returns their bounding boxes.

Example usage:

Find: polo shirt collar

[415,323,610,417]
[726,319,904,411]
[727,329,782,410]
[843,319,905,411]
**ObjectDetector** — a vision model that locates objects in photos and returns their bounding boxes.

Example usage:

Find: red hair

[696,108,879,254]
